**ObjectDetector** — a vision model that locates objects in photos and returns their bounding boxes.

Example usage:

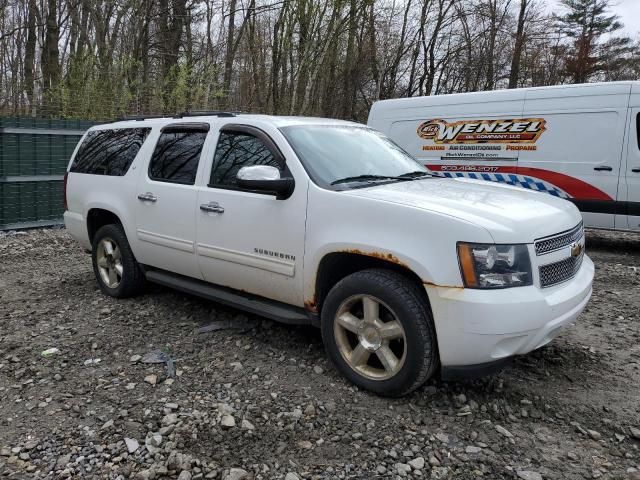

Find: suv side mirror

[236,165,294,199]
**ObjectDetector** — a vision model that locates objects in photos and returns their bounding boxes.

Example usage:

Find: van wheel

[321,269,439,397]
[92,224,145,298]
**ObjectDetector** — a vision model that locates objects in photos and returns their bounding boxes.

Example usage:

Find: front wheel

[92,224,145,298]
[321,269,439,397]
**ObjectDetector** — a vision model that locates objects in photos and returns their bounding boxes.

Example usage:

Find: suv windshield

[280,125,430,189]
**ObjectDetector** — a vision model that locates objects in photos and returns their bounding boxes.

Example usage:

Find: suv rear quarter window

[70,128,150,176]
[148,126,208,185]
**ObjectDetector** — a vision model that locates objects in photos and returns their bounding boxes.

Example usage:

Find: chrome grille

[539,249,584,288]
[534,222,584,256]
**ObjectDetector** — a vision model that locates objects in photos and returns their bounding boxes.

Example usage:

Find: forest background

[0,0,637,121]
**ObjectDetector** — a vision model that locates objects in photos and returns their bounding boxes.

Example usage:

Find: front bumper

[426,255,594,368]
[441,357,514,381]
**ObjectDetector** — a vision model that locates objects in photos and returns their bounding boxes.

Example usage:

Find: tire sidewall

[321,270,436,396]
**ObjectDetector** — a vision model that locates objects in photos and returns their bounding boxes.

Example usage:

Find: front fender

[303,185,494,304]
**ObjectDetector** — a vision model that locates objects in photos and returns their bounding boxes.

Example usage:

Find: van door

[623,110,640,230]
[385,93,527,187]
[519,85,630,229]
[391,116,534,183]
[134,124,210,279]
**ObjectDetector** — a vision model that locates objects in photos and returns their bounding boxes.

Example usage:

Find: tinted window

[210,132,280,187]
[148,131,207,185]
[70,128,150,176]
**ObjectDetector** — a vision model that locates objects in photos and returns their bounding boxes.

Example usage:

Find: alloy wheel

[333,294,407,381]
[96,237,123,288]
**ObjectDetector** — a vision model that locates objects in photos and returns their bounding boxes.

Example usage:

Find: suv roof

[92,114,361,131]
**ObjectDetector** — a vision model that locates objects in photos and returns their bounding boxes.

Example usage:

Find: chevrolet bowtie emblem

[570,242,582,258]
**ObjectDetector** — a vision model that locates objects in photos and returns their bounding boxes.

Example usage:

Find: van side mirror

[236,165,294,200]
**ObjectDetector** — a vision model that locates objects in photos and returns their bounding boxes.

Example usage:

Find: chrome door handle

[593,166,612,171]
[137,192,157,202]
[200,202,225,214]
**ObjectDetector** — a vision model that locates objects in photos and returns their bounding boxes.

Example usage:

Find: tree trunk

[508,0,528,88]
[41,0,60,108]
[223,0,238,106]
[24,0,37,107]
[342,0,358,119]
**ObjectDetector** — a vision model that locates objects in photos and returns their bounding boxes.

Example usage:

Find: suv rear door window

[70,128,150,176]
[148,126,208,185]
[209,131,280,188]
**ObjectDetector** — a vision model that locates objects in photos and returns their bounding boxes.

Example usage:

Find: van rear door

[518,84,630,229]
[623,108,640,230]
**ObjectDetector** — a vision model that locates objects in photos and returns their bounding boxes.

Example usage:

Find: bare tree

[0,0,638,120]
[508,0,531,88]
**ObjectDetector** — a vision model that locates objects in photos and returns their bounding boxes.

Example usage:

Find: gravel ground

[0,228,639,480]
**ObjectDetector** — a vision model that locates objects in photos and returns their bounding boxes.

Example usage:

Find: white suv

[64,112,594,396]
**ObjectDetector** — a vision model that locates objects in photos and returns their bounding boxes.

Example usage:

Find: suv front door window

[209,131,281,189]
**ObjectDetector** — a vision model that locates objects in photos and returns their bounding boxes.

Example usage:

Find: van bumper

[426,255,594,371]
[63,211,91,250]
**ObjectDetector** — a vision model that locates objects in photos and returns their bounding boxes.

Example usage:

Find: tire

[91,224,146,298]
[321,269,439,397]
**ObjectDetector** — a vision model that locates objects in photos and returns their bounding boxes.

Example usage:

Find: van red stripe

[426,165,613,201]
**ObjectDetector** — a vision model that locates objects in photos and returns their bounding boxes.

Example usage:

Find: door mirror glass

[237,165,281,181]
[236,165,294,199]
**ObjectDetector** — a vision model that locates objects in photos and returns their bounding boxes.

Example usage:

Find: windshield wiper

[330,174,411,186]
[397,170,434,179]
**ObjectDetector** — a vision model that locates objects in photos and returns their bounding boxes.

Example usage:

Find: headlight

[457,242,532,289]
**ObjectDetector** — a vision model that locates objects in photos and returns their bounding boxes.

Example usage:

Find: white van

[368,82,640,231]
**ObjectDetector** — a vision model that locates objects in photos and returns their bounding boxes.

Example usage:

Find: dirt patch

[0,228,639,479]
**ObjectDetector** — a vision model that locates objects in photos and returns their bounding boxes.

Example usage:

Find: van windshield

[280,125,431,189]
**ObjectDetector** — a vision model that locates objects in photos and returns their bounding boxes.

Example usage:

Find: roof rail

[115,115,167,122]
[114,111,241,122]
[173,111,238,118]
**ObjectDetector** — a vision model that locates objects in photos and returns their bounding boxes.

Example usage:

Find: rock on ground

[0,228,639,479]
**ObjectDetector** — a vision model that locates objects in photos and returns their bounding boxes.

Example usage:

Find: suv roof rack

[115,115,167,122]
[174,111,238,118]
[114,111,241,123]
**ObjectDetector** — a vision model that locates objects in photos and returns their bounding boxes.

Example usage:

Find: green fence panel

[0,117,96,229]
[0,181,64,227]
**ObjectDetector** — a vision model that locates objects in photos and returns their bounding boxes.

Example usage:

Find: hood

[345,177,582,244]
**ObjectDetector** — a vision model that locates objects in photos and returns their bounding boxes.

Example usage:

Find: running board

[144,269,311,325]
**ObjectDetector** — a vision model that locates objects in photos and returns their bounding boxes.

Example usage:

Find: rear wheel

[321,269,439,397]
[92,224,145,298]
